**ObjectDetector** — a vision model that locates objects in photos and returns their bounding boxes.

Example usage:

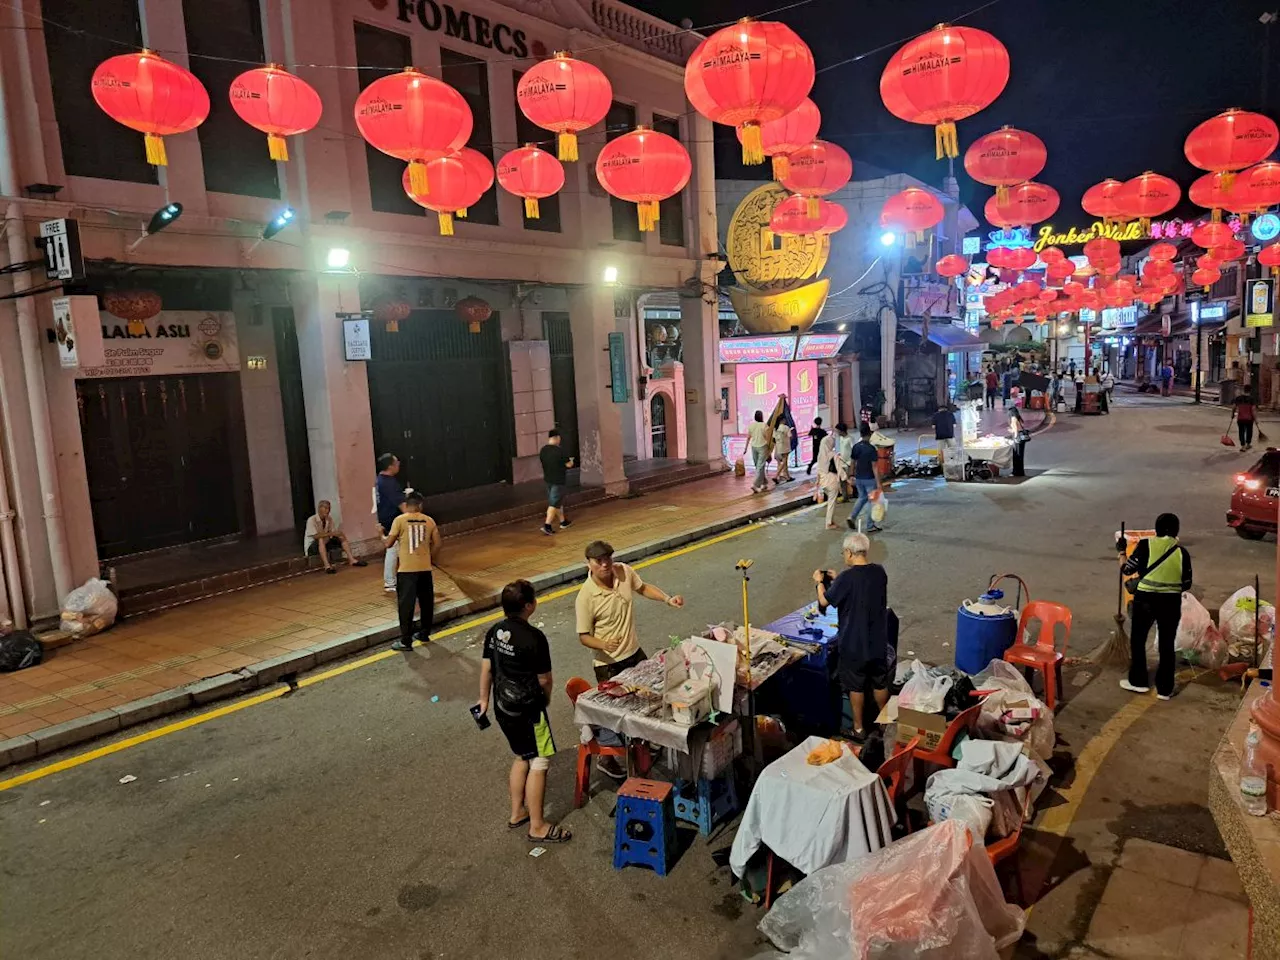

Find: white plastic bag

[60,578,118,638]
[756,820,1025,960]
[1173,592,1228,668]
[1219,586,1276,662]
[898,659,953,714]
[972,659,1055,760]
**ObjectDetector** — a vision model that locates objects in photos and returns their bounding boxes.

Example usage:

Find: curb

[0,490,814,772]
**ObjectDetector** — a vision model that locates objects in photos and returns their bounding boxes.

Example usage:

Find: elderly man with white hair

[814,531,890,743]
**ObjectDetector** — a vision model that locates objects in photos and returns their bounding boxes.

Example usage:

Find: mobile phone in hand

[470,704,491,730]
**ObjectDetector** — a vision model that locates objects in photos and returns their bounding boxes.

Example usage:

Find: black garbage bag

[944,674,976,719]
[858,727,888,773]
[0,631,43,672]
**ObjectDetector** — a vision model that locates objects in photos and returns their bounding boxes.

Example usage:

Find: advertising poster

[735,362,786,433]
[789,360,819,462]
[77,311,240,379]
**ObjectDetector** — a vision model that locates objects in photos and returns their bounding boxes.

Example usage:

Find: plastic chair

[1002,601,1073,709]
[567,677,630,808]
[986,794,1032,902]
[914,702,982,770]
[877,736,920,834]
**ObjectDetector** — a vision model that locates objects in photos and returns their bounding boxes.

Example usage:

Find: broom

[1221,409,1236,447]
[1103,522,1131,664]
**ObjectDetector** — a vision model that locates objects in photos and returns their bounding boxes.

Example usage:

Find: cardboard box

[876,696,950,752]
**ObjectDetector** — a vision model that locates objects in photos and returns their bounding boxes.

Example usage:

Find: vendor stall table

[756,606,843,735]
[729,735,895,878]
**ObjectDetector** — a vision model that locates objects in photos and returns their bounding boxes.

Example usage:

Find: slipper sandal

[507,815,530,830]
[324,566,337,575]
[528,824,572,843]
[351,559,368,567]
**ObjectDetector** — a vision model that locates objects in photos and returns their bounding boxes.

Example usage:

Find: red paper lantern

[1188,171,1235,221]
[1083,237,1119,265]
[1119,172,1180,229]
[880,25,1010,159]
[1148,242,1178,262]
[686,20,814,165]
[1081,178,1128,223]
[780,140,853,216]
[1039,246,1066,264]
[1005,247,1037,271]
[1237,161,1280,216]
[881,187,944,245]
[1038,287,1059,302]
[739,98,821,180]
[455,296,493,334]
[1197,254,1220,271]
[964,127,1047,203]
[1015,280,1042,300]
[91,51,209,166]
[1191,220,1234,249]
[1143,259,1174,279]
[355,68,472,194]
[983,195,1018,229]
[1257,243,1280,277]
[1161,274,1184,296]
[1211,237,1246,261]
[990,317,1005,330]
[452,148,495,219]
[103,289,163,336]
[516,53,612,162]
[595,127,692,232]
[228,65,321,162]
[402,153,485,236]
[373,298,412,332]
[990,181,1060,226]
[1192,266,1221,291]
[985,246,1011,268]
[496,145,564,219]
[934,254,969,277]
[1184,109,1279,187]
[769,196,847,236]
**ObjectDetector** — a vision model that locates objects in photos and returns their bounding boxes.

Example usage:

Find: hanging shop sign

[343,316,371,361]
[45,311,240,378]
[1246,277,1275,328]
[795,333,848,360]
[1253,213,1280,243]
[719,336,797,363]
[986,218,1248,253]
[961,235,982,255]
[391,0,536,57]
[608,331,629,402]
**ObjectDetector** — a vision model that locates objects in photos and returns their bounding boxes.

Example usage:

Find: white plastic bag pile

[754,819,1025,960]
[970,659,1054,760]
[897,658,954,714]
[60,578,118,638]
[1218,586,1275,668]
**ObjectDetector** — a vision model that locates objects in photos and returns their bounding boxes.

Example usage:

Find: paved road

[0,396,1264,959]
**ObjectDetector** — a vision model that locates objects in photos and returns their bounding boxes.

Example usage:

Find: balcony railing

[588,0,697,64]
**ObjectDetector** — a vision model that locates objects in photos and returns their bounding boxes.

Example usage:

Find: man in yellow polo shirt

[576,540,685,682]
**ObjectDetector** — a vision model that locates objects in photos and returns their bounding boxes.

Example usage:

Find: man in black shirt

[805,417,828,475]
[846,423,885,533]
[814,532,889,741]
[933,403,956,446]
[539,429,574,536]
[478,580,570,843]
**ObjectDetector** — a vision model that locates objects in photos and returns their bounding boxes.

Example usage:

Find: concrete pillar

[568,286,627,494]
[679,293,723,468]
[880,305,898,420]
[289,272,378,546]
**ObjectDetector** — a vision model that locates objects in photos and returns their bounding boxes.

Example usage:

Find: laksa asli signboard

[46,311,241,378]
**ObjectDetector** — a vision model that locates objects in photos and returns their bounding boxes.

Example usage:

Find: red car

[1228,450,1279,539]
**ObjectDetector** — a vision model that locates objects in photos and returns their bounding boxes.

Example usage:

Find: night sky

[635,0,1279,228]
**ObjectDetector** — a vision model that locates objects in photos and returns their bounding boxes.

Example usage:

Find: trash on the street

[529,847,546,858]
[60,578,119,639]
[118,775,136,784]
[0,630,44,672]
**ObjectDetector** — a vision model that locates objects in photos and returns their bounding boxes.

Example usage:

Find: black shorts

[840,657,889,694]
[495,708,556,761]
[306,537,343,556]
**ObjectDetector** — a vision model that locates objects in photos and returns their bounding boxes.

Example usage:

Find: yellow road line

[0,517,771,791]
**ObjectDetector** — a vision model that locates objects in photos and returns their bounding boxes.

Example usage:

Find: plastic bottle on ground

[1240,725,1269,817]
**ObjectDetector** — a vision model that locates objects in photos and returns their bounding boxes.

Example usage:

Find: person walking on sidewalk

[376,454,407,594]
[817,424,848,529]
[985,367,998,410]
[384,492,441,651]
[1008,406,1028,477]
[806,417,828,475]
[773,420,793,483]
[1119,513,1192,700]
[477,579,571,844]
[747,410,772,493]
[539,429,575,535]
[303,500,367,573]
[1234,391,1257,451]
[933,402,956,449]
[846,424,884,533]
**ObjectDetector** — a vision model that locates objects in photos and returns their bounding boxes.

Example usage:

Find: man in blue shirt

[846,424,884,533]
[376,453,406,593]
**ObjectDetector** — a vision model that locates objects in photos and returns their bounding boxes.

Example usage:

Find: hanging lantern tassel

[456,208,468,219]
[995,184,1010,205]
[806,196,820,218]
[1211,207,1222,223]
[524,196,540,219]
[1220,171,1236,190]
[637,200,660,232]
[127,319,146,336]
[437,211,454,236]
[267,133,289,162]
[408,160,429,195]
[468,319,481,334]
[740,122,764,166]
[771,154,790,181]
[934,122,959,160]
[385,319,400,333]
[557,131,578,163]
[144,133,167,166]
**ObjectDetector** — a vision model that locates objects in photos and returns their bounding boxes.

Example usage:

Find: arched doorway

[650,393,668,459]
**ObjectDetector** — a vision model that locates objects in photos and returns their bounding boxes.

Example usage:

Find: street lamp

[879,231,897,247]
[326,247,351,270]
[126,202,184,252]
[602,265,619,285]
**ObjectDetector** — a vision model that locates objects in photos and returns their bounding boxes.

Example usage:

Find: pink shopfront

[719,334,852,467]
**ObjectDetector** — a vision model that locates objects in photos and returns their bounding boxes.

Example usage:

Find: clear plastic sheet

[970,659,1055,760]
[756,820,1025,960]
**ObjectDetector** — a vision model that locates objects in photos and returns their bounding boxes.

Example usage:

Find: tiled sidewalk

[0,469,818,750]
